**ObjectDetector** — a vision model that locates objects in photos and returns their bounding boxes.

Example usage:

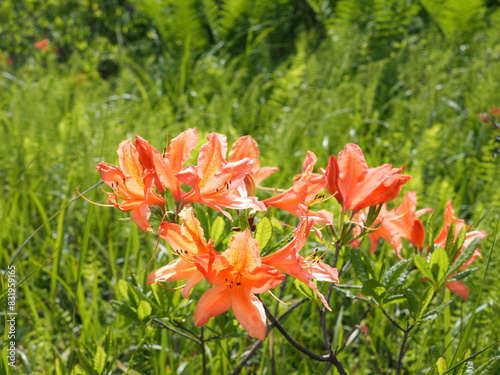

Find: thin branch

[262,304,349,375]
[396,324,414,375]
[152,318,201,345]
[263,303,331,362]
[338,306,372,353]
[201,326,207,375]
[380,308,405,332]
[231,298,308,375]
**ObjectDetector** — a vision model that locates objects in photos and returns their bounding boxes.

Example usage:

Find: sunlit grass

[1,23,499,374]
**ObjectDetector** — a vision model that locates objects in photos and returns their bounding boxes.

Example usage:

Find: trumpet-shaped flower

[434,201,487,299]
[178,133,266,219]
[368,192,433,258]
[264,151,332,225]
[228,135,279,197]
[262,208,338,310]
[147,207,214,298]
[96,139,165,232]
[135,129,198,202]
[194,229,284,340]
[325,144,411,212]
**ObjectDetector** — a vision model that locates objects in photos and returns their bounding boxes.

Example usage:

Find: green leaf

[417,286,435,319]
[210,216,225,244]
[444,221,457,253]
[383,259,413,298]
[437,357,447,374]
[361,279,386,304]
[55,358,66,375]
[449,226,466,261]
[420,301,452,322]
[137,300,152,320]
[446,268,478,283]
[383,294,406,305]
[255,217,273,251]
[470,356,500,375]
[430,247,450,283]
[293,279,320,307]
[104,328,115,362]
[93,346,106,375]
[350,248,375,283]
[117,279,129,301]
[445,237,481,279]
[404,288,419,316]
[70,365,86,375]
[110,300,138,321]
[76,350,96,375]
[414,255,434,282]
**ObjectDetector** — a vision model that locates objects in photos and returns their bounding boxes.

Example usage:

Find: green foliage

[1,0,499,373]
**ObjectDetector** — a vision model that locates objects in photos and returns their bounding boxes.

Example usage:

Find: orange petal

[232,289,267,340]
[194,286,232,326]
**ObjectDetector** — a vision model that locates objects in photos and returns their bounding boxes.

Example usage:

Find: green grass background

[1,0,499,374]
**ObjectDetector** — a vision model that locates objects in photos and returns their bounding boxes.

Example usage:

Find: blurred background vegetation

[0,0,499,374]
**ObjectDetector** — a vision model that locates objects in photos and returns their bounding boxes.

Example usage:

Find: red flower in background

[325,144,411,212]
[264,151,333,225]
[434,201,487,299]
[367,191,433,258]
[34,39,51,52]
[228,135,279,197]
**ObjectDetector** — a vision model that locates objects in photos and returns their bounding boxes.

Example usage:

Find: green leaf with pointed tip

[437,357,447,374]
[293,279,321,308]
[414,255,434,282]
[417,286,435,319]
[470,356,500,375]
[404,288,419,316]
[255,217,273,251]
[430,247,449,283]
[110,300,138,321]
[55,358,66,375]
[449,226,466,260]
[104,328,115,362]
[350,248,375,283]
[383,294,406,305]
[117,279,129,301]
[383,259,413,298]
[445,237,481,279]
[420,301,452,322]
[444,221,456,252]
[361,279,386,304]
[137,300,152,320]
[93,346,106,375]
[446,268,478,283]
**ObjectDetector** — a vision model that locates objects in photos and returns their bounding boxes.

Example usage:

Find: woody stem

[263,304,348,375]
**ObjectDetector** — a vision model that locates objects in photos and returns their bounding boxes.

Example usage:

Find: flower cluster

[97,129,487,339]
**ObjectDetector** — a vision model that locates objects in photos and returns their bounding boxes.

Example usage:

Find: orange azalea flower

[262,208,338,310]
[228,135,279,197]
[434,201,487,299]
[263,151,332,224]
[96,139,165,231]
[368,192,433,258]
[135,129,198,202]
[177,133,266,219]
[194,229,284,340]
[34,38,51,52]
[325,144,411,212]
[147,207,214,298]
